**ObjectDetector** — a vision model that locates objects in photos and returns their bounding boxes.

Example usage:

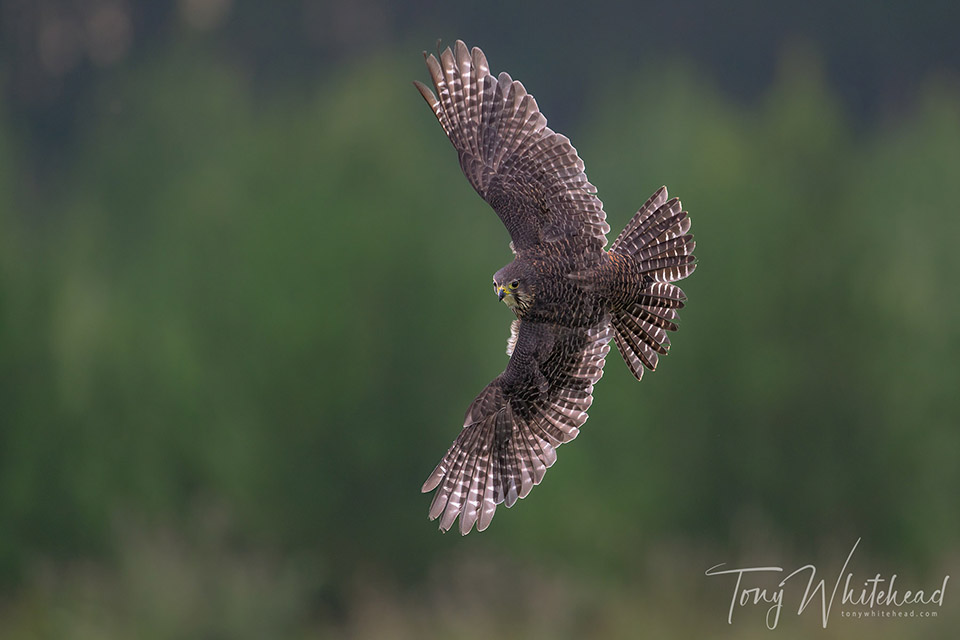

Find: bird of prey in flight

[415,41,696,534]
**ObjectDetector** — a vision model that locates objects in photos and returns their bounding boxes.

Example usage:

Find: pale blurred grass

[1,510,954,639]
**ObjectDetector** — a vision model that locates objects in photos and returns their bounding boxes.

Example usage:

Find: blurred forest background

[1,0,959,637]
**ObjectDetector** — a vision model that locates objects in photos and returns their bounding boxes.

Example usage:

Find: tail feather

[611,190,689,255]
[638,281,687,308]
[638,257,696,284]
[616,303,671,357]
[631,302,679,332]
[635,235,696,262]
[613,330,655,380]
[611,186,668,248]
[610,187,696,381]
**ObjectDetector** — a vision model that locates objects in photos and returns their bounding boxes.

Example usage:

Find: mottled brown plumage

[417,41,696,534]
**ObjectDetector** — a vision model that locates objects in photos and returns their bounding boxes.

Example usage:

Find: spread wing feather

[415,40,609,253]
[422,319,613,534]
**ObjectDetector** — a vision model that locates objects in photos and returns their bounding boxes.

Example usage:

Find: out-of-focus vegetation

[1,37,958,637]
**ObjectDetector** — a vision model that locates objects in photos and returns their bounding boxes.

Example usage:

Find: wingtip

[459,513,477,536]
[413,79,437,105]
[476,516,492,532]
[421,481,439,495]
[422,462,444,493]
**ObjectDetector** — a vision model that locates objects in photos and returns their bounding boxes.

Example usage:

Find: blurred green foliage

[0,42,958,635]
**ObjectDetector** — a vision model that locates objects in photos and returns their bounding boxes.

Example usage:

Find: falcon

[416,41,696,534]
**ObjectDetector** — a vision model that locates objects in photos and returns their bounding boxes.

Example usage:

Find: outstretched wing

[415,40,610,254]
[422,318,613,534]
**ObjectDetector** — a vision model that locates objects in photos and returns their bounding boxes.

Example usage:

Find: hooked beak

[497,286,506,301]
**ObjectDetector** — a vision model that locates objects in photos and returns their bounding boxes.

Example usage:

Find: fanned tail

[610,187,696,381]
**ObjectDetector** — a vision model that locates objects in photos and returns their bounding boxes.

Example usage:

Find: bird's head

[493,265,532,312]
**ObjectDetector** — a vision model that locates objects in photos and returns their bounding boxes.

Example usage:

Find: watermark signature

[705,538,949,630]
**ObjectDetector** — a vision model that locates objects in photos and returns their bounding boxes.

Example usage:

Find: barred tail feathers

[610,187,696,381]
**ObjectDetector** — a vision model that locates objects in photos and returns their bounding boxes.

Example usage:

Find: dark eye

[511,280,519,288]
